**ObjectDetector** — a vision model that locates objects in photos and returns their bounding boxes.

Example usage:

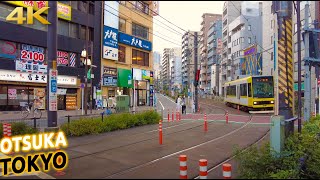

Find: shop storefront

[132,68,154,107]
[0,70,78,111]
[101,66,118,108]
[117,68,133,106]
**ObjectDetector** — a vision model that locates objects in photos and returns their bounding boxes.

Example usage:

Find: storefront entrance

[58,95,66,110]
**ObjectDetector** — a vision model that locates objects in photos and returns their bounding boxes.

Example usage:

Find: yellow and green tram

[224,76,274,111]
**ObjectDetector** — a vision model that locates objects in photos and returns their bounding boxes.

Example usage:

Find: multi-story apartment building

[161,48,171,91]
[199,13,222,94]
[181,31,198,91]
[0,1,101,111]
[169,48,182,93]
[101,1,156,107]
[207,20,222,95]
[229,2,262,79]
[220,1,242,96]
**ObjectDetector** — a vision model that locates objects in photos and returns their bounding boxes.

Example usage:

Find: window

[88,2,94,15]
[241,37,244,43]
[132,49,149,67]
[248,25,251,31]
[118,45,126,63]
[271,20,273,29]
[294,23,297,33]
[89,27,94,41]
[78,1,88,12]
[132,23,149,40]
[70,23,78,38]
[58,20,69,36]
[294,42,298,52]
[119,18,126,32]
[271,36,273,45]
[80,25,86,40]
[271,68,273,75]
[271,52,273,61]
[248,83,252,97]
[134,1,149,15]
[248,37,251,44]
[119,1,126,5]
[240,84,247,96]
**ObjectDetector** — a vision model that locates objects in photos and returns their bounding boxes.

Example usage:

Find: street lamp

[81,49,89,115]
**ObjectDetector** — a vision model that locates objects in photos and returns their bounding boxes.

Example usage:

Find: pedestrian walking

[177,96,182,112]
[181,96,186,114]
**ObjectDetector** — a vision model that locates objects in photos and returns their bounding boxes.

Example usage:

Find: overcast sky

[152,1,225,53]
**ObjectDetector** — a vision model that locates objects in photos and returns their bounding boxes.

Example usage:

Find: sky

[152,1,225,53]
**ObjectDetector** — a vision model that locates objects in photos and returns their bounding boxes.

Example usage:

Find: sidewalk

[0,106,155,121]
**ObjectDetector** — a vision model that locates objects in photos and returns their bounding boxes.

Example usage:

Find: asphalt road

[0,94,271,179]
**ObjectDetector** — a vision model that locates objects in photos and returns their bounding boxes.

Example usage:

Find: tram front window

[252,77,274,98]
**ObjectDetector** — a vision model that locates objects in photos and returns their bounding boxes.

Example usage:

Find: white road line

[159,100,165,110]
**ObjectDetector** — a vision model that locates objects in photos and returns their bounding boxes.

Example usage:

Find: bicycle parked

[20,102,42,119]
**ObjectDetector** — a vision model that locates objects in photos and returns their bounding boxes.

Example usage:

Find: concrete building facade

[199,13,222,93]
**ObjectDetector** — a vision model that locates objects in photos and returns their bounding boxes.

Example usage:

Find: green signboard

[294,82,304,91]
[117,68,133,88]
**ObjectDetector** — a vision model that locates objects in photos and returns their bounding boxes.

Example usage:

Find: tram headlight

[271,101,274,104]
[254,101,257,105]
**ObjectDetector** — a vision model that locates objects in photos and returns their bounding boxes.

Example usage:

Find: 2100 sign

[21,50,45,63]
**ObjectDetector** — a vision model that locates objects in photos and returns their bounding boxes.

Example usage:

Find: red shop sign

[20,44,45,63]
[57,51,69,66]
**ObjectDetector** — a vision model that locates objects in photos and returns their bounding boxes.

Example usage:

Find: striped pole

[222,163,232,179]
[7,124,11,137]
[159,120,162,145]
[226,112,229,124]
[179,155,187,179]
[168,109,170,122]
[176,111,178,122]
[237,105,239,111]
[204,113,208,132]
[199,159,208,179]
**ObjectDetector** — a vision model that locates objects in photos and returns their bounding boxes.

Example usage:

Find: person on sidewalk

[177,96,182,112]
[181,96,186,114]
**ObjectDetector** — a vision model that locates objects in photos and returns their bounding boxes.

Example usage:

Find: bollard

[237,105,239,111]
[226,112,229,124]
[168,109,170,122]
[6,124,13,155]
[3,123,7,137]
[222,163,232,179]
[204,113,208,132]
[101,112,104,122]
[176,111,178,122]
[179,155,187,179]
[172,109,174,122]
[33,117,37,129]
[199,159,208,179]
[159,120,163,145]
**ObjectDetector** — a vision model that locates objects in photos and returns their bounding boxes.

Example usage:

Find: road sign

[80,83,85,89]
[49,69,58,111]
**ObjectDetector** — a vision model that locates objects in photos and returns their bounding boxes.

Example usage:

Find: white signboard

[132,68,142,81]
[0,70,77,85]
[103,46,118,60]
[16,60,47,74]
[104,1,119,29]
[49,69,58,111]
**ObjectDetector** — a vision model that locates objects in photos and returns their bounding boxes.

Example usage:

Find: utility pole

[297,1,302,133]
[47,1,58,127]
[304,3,311,122]
[194,32,199,112]
[84,3,89,115]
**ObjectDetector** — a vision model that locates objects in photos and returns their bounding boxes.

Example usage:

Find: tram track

[101,113,253,179]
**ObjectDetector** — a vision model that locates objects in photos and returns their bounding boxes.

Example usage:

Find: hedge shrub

[234,116,320,179]
[0,122,38,138]
[61,110,161,137]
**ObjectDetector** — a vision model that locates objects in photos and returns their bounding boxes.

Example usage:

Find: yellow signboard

[5,1,71,21]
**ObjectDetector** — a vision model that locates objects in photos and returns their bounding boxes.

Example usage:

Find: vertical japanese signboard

[49,69,58,111]
[102,1,119,61]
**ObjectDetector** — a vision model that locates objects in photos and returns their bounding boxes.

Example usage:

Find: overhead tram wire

[229,1,273,55]
[104,3,183,44]
[101,6,182,47]
[119,1,185,37]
